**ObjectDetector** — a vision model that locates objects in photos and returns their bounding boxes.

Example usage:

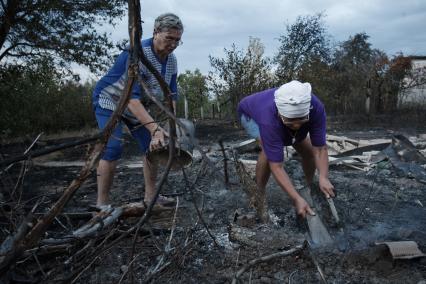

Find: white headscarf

[274,80,312,118]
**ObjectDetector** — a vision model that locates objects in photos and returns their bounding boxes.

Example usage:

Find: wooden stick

[0,199,42,274]
[0,133,102,169]
[219,140,229,184]
[182,168,222,250]
[231,243,305,284]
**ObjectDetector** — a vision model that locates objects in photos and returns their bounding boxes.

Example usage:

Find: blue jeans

[95,107,151,161]
[240,114,260,139]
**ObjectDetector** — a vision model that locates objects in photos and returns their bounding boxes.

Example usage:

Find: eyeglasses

[161,34,183,46]
[280,114,310,126]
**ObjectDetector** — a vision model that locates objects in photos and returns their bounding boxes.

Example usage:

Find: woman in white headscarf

[238,80,335,219]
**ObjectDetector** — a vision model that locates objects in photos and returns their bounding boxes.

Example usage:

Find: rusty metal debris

[376,241,426,260]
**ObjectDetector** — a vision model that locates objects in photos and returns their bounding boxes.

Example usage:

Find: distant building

[399,56,426,106]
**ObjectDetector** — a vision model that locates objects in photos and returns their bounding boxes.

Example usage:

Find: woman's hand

[149,127,167,151]
[294,196,316,218]
[319,176,335,198]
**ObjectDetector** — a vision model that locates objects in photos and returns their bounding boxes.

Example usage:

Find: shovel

[299,187,333,246]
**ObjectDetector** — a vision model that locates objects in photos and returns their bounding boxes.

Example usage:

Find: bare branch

[231,243,305,284]
[182,168,222,250]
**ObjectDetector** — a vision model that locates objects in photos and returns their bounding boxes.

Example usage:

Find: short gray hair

[154,13,184,33]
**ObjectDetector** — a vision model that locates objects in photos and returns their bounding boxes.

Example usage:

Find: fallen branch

[219,140,229,184]
[143,198,180,283]
[0,133,102,169]
[70,255,102,284]
[182,168,222,250]
[117,252,144,284]
[166,197,179,252]
[121,202,175,218]
[0,132,43,175]
[64,228,119,283]
[304,241,328,284]
[0,198,43,275]
[72,207,123,239]
[22,244,72,258]
[231,243,305,284]
[37,201,174,247]
[64,239,96,266]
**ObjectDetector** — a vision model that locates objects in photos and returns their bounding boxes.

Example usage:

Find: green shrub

[0,60,95,138]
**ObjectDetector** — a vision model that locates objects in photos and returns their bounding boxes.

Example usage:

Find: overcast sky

[77,0,426,81]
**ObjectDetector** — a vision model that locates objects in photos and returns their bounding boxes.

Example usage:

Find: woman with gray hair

[154,13,184,32]
[91,13,183,209]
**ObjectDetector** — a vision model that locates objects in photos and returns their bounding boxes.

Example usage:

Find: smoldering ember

[1,2,426,284]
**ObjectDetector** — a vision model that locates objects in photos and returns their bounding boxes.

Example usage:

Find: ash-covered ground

[1,119,426,283]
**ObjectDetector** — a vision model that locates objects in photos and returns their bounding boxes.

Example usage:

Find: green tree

[0,59,95,137]
[331,33,379,114]
[0,0,126,73]
[209,37,274,119]
[274,13,331,83]
[297,57,335,110]
[177,69,209,119]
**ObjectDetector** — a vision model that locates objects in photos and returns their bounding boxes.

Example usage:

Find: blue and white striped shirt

[93,38,178,124]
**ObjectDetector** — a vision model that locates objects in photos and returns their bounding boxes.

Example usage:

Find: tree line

[183,14,425,122]
[0,1,126,138]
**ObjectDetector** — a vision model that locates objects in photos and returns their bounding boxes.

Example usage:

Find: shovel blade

[299,186,333,246]
[306,214,333,246]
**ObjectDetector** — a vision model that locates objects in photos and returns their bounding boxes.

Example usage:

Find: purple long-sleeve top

[237,88,327,163]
